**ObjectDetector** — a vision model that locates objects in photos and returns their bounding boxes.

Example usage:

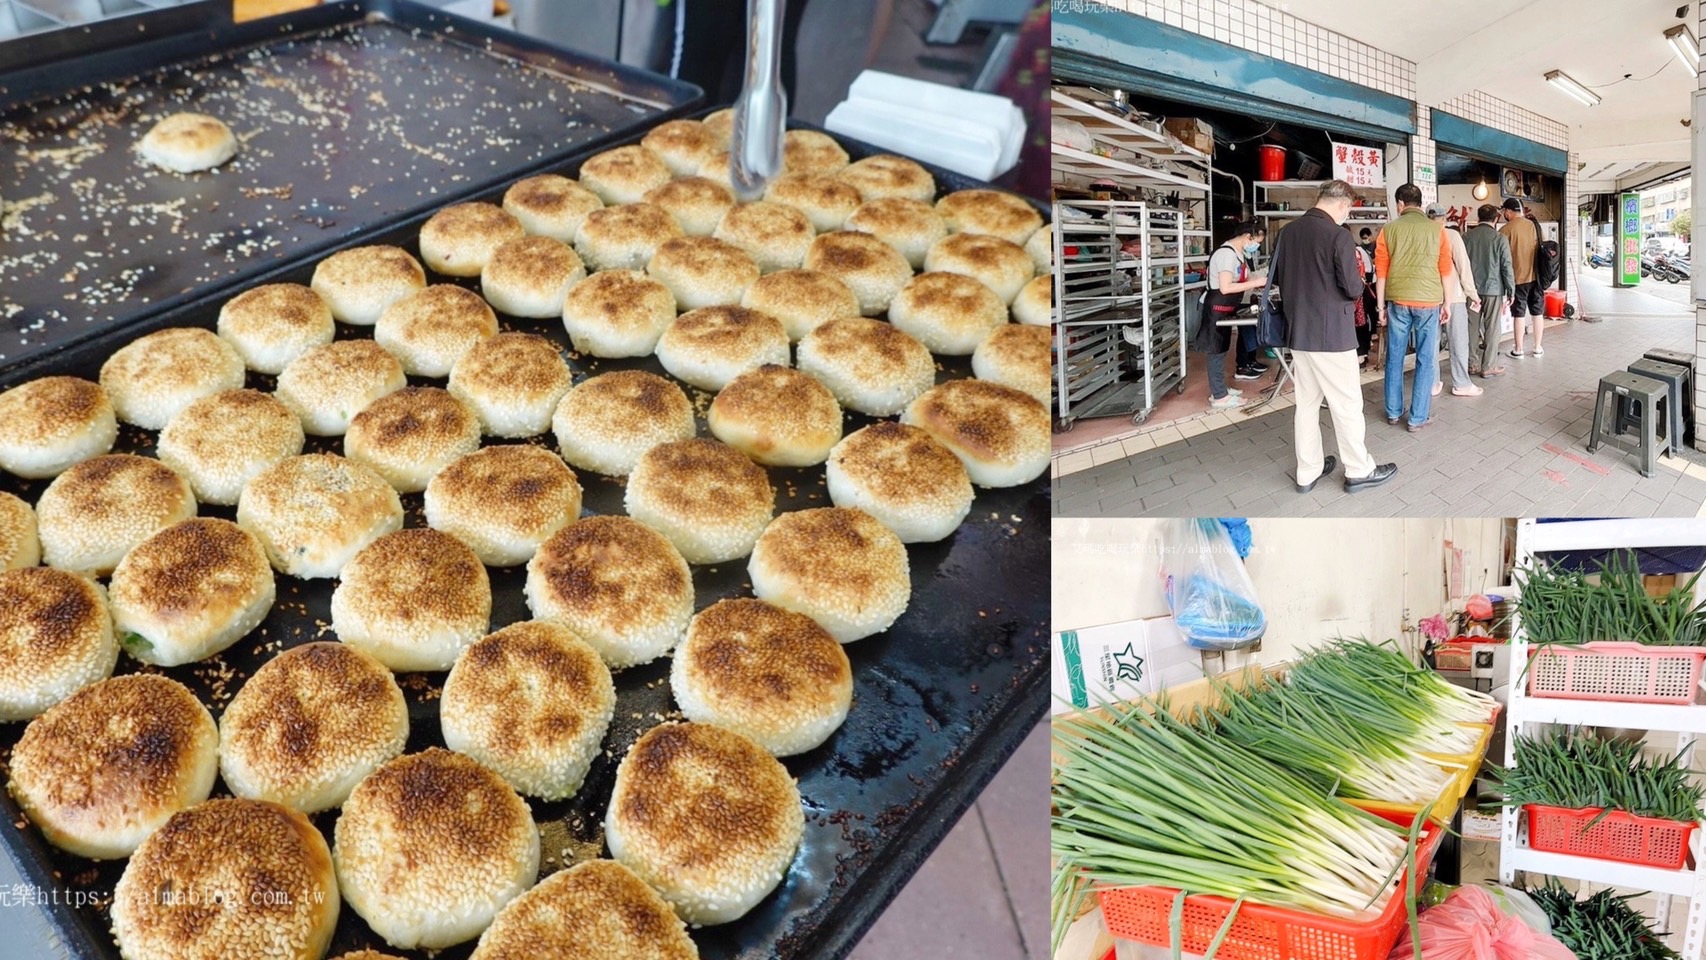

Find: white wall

[1052,518,1508,669]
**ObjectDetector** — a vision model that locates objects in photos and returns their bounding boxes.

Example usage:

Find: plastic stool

[1644,347,1694,370]
[1589,371,1668,478]
[1625,358,1690,455]
[1641,348,1696,446]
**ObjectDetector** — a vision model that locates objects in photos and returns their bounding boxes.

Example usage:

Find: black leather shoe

[1344,462,1398,492]
[1295,455,1337,494]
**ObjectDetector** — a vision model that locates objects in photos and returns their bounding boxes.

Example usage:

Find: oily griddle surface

[0,13,678,372]
[0,141,1050,960]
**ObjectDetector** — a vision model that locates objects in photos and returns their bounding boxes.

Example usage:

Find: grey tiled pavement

[852,720,1045,959]
[1055,274,1706,518]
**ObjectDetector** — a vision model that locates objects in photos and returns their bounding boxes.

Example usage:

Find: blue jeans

[1236,324,1259,368]
[1384,302,1440,426]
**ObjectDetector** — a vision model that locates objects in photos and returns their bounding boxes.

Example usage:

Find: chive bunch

[1494,728,1705,823]
[1052,696,1424,955]
[1525,879,1682,960]
[1516,553,1706,647]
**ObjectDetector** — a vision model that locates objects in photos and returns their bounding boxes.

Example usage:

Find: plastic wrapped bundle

[1161,518,1266,651]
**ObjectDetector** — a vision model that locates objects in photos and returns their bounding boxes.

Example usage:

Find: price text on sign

[1330,140,1385,189]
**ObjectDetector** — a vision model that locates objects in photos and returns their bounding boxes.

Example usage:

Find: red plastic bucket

[1258,144,1286,182]
[1544,288,1567,318]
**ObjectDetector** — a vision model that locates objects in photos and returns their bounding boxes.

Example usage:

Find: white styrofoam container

[824,69,1025,181]
[845,70,1024,169]
[1051,617,1203,715]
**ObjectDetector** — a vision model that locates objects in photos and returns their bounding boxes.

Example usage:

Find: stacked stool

[1643,347,1696,447]
[1589,371,1669,478]
[1623,358,1690,456]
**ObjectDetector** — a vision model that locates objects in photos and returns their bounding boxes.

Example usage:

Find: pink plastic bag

[1388,886,1577,960]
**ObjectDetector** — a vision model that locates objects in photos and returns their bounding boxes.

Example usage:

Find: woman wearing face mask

[1191,221,1268,410]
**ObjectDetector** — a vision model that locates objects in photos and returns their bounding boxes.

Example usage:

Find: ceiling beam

[1618,162,1693,192]
[1414,0,1656,105]
[1569,113,1692,156]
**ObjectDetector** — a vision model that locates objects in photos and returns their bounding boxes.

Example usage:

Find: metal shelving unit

[1252,180,1389,268]
[1050,86,1211,432]
[1500,518,1706,958]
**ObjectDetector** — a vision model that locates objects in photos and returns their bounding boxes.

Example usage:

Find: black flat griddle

[0,0,698,374]
[0,114,1050,959]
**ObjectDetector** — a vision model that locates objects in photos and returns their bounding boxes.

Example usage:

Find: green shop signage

[1617,192,1642,288]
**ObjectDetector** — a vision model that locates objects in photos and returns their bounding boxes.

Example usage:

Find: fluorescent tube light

[1544,70,1601,107]
[1667,24,1700,77]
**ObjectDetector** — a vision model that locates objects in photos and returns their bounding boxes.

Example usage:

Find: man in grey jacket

[1462,203,1516,378]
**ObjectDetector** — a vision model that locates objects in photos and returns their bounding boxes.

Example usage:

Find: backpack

[1535,239,1560,288]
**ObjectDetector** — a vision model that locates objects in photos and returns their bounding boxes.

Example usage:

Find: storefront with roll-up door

[1427,110,1572,328]
[1050,3,1419,442]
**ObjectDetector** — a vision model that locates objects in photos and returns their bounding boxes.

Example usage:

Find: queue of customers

[1194,179,1551,495]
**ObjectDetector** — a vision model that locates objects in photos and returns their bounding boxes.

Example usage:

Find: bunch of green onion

[1051,695,1426,956]
[1198,678,1457,807]
[1525,879,1682,960]
[1284,638,1496,757]
[1516,553,1706,647]
[1180,639,1496,807]
[1494,727,1706,823]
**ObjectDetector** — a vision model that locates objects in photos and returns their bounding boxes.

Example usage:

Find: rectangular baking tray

[0,111,1051,959]
[0,0,700,375]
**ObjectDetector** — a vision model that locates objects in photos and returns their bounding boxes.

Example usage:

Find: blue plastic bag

[1162,518,1267,651]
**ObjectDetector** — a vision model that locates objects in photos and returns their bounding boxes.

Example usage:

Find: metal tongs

[729,0,786,200]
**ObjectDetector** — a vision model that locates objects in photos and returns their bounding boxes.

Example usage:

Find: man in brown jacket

[1500,198,1543,357]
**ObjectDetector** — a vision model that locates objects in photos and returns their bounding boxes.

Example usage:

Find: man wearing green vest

[1374,183,1456,432]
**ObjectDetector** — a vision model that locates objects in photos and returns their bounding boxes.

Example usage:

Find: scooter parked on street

[1654,253,1689,283]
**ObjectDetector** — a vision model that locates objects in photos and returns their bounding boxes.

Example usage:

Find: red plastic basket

[1098,809,1441,960]
[1526,641,1706,704]
[1524,804,1699,870]
[1433,643,1474,672]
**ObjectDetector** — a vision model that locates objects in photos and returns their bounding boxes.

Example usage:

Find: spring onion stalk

[1525,879,1683,960]
[1494,728,1706,823]
[1052,695,1420,954]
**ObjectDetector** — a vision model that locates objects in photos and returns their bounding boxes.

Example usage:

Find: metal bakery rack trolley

[0,5,1050,960]
[1050,85,1211,432]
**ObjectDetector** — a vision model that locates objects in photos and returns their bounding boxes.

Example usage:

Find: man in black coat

[1269,180,1397,494]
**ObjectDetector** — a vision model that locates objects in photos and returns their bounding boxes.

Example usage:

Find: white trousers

[1292,349,1378,483]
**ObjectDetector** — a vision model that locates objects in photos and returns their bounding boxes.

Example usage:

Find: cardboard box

[1163,116,1213,156]
[1051,617,1204,715]
[1644,573,1681,597]
[1461,809,1503,842]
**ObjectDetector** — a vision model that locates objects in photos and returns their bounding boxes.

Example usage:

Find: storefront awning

[1430,110,1568,176]
[1052,4,1417,145]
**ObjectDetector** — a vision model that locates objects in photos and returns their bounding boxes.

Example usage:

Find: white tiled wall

[1695,3,1705,452]
[1413,106,1437,205]
[1103,0,1418,99]
[1438,90,1570,151]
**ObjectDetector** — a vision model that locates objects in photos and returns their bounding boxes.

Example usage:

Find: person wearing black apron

[1192,221,1267,409]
